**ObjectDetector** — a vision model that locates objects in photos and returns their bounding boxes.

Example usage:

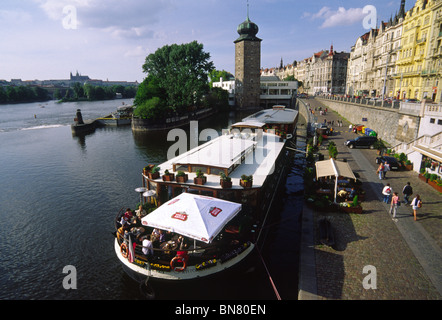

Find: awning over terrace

[315,158,357,202]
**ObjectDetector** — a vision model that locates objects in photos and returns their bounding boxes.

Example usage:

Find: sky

[0,0,415,83]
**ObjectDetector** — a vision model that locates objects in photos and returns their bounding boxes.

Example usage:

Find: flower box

[428,180,442,193]
[162,173,175,182]
[240,180,252,188]
[148,172,160,180]
[194,177,207,185]
[418,174,428,183]
[220,180,232,189]
[340,205,363,214]
[240,174,253,188]
[176,174,188,183]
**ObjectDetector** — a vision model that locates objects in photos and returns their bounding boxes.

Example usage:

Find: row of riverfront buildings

[265,0,442,104]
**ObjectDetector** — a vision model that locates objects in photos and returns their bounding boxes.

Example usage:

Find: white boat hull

[114,238,255,282]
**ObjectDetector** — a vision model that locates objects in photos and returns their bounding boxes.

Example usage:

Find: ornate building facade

[346,0,441,103]
[393,0,434,100]
[292,46,349,95]
[422,0,442,103]
[346,0,406,97]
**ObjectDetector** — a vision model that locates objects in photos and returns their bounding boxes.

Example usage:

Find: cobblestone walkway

[299,98,442,300]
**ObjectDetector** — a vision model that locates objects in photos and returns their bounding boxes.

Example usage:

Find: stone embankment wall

[316,98,420,147]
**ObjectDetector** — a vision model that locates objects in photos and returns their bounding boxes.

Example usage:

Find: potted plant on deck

[143,165,152,176]
[162,169,175,182]
[176,171,188,183]
[219,172,232,189]
[194,169,207,185]
[240,174,253,188]
[146,165,160,179]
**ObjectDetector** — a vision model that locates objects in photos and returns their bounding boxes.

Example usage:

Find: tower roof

[234,3,261,43]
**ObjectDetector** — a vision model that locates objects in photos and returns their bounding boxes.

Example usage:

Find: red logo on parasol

[209,207,222,217]
[172,211,188,221]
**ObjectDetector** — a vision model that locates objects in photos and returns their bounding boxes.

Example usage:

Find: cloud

[303,6,366,29]
[33,0,172,38]
[124,45,149,58]
[0,9,33,24]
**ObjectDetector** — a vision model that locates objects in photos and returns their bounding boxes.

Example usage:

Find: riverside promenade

[298,98,442,300]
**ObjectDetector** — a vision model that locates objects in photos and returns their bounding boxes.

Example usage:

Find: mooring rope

[255,245,281,300]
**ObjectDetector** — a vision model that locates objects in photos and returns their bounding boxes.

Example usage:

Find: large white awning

[141,192,241,243]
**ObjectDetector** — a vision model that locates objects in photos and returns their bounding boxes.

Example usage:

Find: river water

[0,99,305,300]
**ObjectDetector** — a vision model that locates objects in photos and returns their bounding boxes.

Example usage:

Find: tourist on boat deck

[124,229,138,243]
[142,237,154,257]
[177,235,189,250]
[119,216,130,227]
[123,208,133,220]
[158,229,166,243]
[136,204,147,218]
[116,224,128,242]
[151,228,160,240]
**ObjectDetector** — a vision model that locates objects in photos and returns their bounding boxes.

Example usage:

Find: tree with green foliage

[133,97,166,119]
[209,70,234,87]
[134,75,165,106]
[141,41,214,114]
[203,87,229,111]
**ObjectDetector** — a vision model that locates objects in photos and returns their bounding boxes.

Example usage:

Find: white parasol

[141,193,241,243]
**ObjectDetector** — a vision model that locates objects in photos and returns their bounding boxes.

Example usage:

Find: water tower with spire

[234,1,262,109]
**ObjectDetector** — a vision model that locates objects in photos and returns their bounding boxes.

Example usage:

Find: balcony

[414,54,423,62]
[421,69,438,76]
[433,47,442,57]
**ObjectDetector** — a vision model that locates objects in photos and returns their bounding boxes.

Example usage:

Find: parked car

[345,136,378,149]
[405,99,419,103]
[375,156,403,170]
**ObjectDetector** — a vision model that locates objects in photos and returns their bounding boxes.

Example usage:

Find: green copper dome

[235,16,261,43]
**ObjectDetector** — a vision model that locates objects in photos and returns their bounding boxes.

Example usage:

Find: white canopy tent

[315,158,357,203]
[141,192,242,244]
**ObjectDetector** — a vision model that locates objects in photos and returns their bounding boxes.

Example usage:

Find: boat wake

[21,124,68,131]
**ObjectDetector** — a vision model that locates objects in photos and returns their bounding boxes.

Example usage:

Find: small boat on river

[113,106,299,291]
[96,105,133,126]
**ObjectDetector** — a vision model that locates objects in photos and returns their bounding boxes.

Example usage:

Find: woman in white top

[411,194,422,221]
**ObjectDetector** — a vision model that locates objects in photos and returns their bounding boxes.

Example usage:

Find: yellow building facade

[422,0,442,103]
[394,0,442,103]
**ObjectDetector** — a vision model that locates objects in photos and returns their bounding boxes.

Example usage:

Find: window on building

[430,118,435,124]
[438,119,442,126]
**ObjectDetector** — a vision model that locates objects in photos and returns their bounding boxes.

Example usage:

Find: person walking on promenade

[349,124,353,132]
[402,182,413,205]
[377,162,384,180]
[411,194,422,221]
[382,183,392,203]
[383,162,390,179]
[390,192,400,222]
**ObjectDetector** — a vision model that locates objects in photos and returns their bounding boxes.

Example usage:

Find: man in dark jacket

[402,182,413,205]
